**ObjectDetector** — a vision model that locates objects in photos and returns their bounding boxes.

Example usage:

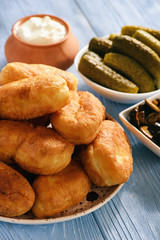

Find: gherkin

[78,51,139,93]
[133,30,160,56]
[121,25,160,40]
[104,52,155,93]
[88,37,112,57]
[112,35,160,88]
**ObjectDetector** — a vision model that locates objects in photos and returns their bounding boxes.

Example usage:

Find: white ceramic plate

[0,183,123,225]
[119,92,160,157]
[74,45,160,104]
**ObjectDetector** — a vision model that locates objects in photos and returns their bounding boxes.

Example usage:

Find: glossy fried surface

[0,120,30,164]
[0,75,69,120]
[0,62,78,90]
[82,120,133,186]
[0,161,35,217]
[32,161,91,218]
[50,91,106,145]
[0,120,74,175]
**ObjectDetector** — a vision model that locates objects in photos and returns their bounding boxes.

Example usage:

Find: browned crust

[0,62,78,91]
[0,75,69,120]
[32,161,91,218]
[82,120,133,186]
[0,120,74,175]
[50,91,106,145]
[0,161,35,217]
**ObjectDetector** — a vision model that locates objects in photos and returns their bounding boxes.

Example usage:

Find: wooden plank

[0,0,160,240]
[0,223,22,240]
[0,214,105,240]
[0,0,104,239]
[74,1,160,240]
[50,216,105,240]
[75,0,160,35]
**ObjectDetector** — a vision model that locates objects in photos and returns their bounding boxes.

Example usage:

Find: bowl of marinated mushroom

[119,92,160,157]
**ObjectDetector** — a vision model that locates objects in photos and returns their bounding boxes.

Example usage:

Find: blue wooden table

[0,0,160,239]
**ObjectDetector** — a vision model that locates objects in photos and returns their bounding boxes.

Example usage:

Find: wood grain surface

[0,0,160,239]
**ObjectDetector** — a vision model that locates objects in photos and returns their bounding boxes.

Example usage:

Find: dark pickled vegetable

[148,122,160,135]
[133,30,160,56]
[146,112,160,124]
[128,98,160,147]
[128,107,146,127]
[104,52,155,93]
[112,35,160,88]
[78,51,139,93]
[145,99,160,112]
[121,25,160,41]
[108,33,120,40]
[140,126,152,139]
[128,108,139,128]
[85,50,102,59]
[89,37,112,57]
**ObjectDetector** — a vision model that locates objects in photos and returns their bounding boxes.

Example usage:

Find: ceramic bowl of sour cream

[5,14,79,70]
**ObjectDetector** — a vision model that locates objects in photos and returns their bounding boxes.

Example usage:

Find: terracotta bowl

[5,14,79,70]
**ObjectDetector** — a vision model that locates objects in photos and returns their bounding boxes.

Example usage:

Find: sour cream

[14,16,66,45]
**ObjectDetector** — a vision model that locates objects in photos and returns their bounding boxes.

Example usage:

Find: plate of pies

[0,62,132,224]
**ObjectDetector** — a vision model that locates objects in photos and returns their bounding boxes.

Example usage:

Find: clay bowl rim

[12,14,70,48]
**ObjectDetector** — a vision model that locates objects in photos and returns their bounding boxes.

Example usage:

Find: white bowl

[119,92,160,157]
[74,45,160,104]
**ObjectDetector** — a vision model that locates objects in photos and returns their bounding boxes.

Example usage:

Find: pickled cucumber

[112,35,160,88]
[78,52,139,93]
[84,50,102,61]
[108,33,120,40]
[88,37,112,56]
[104,52,155,93]
[133,30,160,56]
[121,25,160,41]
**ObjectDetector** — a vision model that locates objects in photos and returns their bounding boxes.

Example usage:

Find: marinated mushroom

[146,112,160,124]
[128,98,160,147]
[139,126,153,139]
[145,99,160,113]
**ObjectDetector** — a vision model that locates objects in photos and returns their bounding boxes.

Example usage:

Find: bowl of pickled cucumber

[74,25,160,104]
